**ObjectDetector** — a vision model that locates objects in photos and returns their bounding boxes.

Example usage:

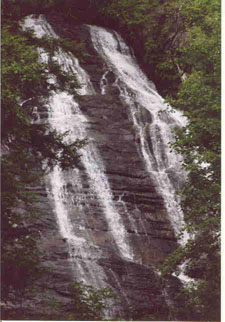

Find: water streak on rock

[21,14,190,317]
[89,25,188,240]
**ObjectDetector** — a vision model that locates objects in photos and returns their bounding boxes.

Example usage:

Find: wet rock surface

[21,13,182,319]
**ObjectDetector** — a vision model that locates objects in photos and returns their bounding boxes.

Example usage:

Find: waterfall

[22,14,191,317]
[23,16,136,289]
[89,26,188,241]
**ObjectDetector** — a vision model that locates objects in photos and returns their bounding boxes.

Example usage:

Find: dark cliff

[3,13,185,320]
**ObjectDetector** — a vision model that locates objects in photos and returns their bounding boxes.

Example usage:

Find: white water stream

[89,26,188,241]
[23,16,134,281]
[23,14,190,293]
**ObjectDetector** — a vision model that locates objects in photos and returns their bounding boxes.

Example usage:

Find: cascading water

[22,13,191,318]
[23,16,135,289]
[89,26,188,241]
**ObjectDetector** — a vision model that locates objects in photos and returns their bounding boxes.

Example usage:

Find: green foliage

[168,0,221,240]
[2,281,116,320]
[2,0,63,21]
[1,0,221,319]
[159,0,221,320]
[64,281,116,320]
[97,0,150,26]
[92,0,219,319]
[1,6,86,309]
[90,0,183,96]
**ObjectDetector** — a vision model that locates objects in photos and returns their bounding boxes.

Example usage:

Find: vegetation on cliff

[2,4,84,316]
[93,0,220,319]
[97,0,220,319]
[2,2,116,320]
[161,1,221,320]
[2,0,220,320]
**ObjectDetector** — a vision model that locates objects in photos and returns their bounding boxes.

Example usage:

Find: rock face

[19,13,186,319]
